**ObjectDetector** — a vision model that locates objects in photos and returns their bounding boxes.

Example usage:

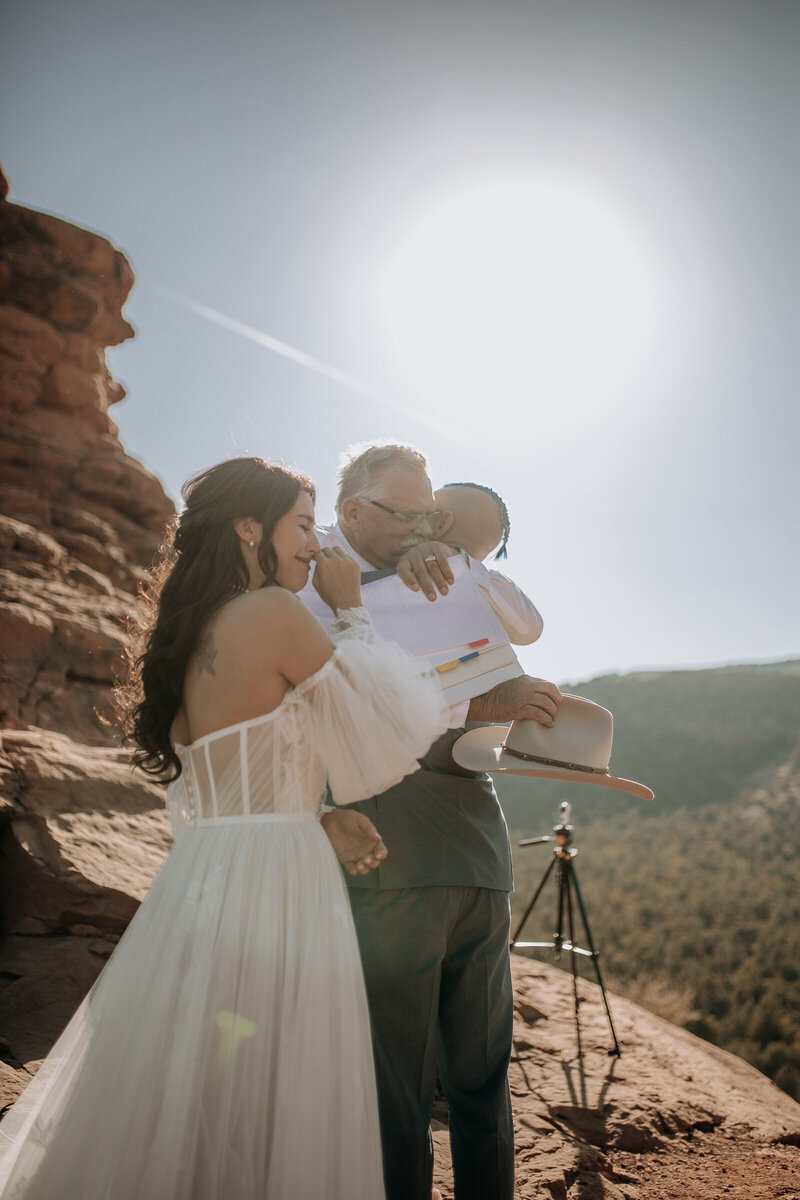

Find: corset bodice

[175,698,326,823]
[166,632,448,834]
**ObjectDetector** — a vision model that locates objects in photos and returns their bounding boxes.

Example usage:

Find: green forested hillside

[497,659,800,827]
[494,659,800,1099]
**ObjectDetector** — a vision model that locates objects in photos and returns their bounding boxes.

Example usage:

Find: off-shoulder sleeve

[292,629,449,805]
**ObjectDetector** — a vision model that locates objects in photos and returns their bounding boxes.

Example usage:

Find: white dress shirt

[311,525,542,642]
[464,559,543,646]
[304,524,543,727]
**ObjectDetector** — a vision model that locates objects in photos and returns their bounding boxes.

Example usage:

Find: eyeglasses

[359,497,446,531]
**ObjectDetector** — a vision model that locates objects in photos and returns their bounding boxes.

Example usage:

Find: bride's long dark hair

[118,457,315,781]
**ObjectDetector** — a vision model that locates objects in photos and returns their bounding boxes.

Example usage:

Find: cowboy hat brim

[452,725,654,802]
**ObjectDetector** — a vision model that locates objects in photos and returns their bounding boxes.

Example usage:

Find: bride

[0,457,447,1199]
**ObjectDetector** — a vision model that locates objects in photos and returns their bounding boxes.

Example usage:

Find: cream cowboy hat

[452,694,654,801]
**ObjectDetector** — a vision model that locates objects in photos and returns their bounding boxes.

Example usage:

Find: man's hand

[320,808,388,875]
[467,676,562,727]
[396,541,458,601]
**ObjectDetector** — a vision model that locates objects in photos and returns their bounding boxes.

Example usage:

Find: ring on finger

[424,554,437,563]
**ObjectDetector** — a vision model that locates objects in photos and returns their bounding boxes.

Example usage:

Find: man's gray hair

[335,442,429,513]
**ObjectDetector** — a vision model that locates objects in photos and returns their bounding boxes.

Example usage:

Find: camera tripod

[511,799,621,1057]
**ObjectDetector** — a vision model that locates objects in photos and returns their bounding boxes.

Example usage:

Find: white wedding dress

[0,624,446,1199]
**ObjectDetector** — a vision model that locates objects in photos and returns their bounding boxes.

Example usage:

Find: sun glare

[370,178,665,441]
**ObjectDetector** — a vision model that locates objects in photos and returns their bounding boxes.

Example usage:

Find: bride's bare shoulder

[223,588,333,683]
[221,587,329,645]
[230,586,314,622]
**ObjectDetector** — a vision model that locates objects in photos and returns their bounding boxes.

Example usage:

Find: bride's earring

[248,540,256,547]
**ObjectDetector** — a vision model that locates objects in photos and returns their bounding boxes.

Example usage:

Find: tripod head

[519,799,576,859]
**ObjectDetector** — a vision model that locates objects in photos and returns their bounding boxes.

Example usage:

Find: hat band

[500,743,610,776]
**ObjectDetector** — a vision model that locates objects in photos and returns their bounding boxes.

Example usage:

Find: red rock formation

[0,165,175,1082]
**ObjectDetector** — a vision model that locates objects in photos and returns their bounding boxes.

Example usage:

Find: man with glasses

[308,442,560,1200]
[328,444,543,639]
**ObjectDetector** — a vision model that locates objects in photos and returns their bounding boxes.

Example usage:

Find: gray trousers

[348,885,515,1200]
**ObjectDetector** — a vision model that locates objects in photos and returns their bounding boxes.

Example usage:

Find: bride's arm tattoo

[196,631,218,676]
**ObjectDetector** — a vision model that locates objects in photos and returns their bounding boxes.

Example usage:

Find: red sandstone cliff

[0,166,175,1087]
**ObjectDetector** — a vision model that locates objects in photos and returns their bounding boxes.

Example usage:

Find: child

[434,481,510,562]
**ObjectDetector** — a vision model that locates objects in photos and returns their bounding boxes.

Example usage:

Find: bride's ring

[424,554,437,563]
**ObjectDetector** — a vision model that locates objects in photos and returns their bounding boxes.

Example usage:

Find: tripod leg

[570,863,622,1057]
[564,861,584,1060]
[554,857,566,957]
[510,855,556,946]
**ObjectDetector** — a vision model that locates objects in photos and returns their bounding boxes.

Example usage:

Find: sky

[2,0,798,684]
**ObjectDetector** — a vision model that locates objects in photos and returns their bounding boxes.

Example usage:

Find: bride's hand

[312,546,362,614]
[320,809,388,875]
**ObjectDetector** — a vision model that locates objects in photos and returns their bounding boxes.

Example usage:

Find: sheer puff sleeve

[292,621,449,806]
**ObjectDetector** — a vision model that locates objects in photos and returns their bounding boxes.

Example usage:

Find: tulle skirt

[0,815,386,1199]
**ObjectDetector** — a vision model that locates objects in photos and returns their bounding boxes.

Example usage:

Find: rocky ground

[430,955,800,1199]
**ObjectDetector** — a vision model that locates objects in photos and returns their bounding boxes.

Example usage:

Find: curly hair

[117,457,315,781]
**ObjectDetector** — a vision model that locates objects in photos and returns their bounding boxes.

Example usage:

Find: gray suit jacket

[344,728,513,892]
